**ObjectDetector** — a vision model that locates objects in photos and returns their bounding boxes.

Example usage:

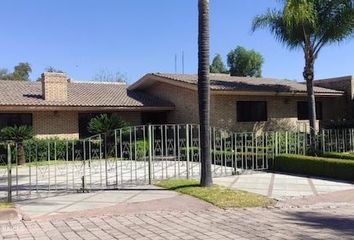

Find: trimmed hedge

[273,154,354,181]
[321,152,354,161]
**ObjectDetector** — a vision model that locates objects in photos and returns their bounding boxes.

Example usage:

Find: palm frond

[0,125,33,141]
[284,0,317,27]
[315,0,354,49]
[88,114,128,135]
[252,9,303,50]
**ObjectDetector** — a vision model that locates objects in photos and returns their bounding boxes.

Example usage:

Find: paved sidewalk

[214,172,354,200]
[1,205,354,240]
[1,175,354,239]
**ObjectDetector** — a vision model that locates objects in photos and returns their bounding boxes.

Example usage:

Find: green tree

[0,69,9,80]
[45,66,64,73]
[93,70,127,83]
[210,54,228,73]
[252,0,354,153]
[1,126,33,165]
[0,62,32,81]
[198,0,213,187]
[227,46,264,77]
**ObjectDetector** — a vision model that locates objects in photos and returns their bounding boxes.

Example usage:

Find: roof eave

[130,74,343,97]
[0,105,175,112]
[211,90,344,97]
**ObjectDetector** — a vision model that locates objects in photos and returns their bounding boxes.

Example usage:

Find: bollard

[81,176,85,193]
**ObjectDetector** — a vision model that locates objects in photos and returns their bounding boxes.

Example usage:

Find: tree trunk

[198,0,212,187]
[303,56,317,155]
[17,141,26,165]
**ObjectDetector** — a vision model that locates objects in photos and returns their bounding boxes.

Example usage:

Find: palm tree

[88,114,128,136]
[88,114,128,158]
[1,125,33,165]
[198,0,213,187]
[252,0,354,154]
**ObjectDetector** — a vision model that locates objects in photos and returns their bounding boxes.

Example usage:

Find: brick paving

[1,204,354,240]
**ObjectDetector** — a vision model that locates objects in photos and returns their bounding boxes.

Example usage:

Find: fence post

[321,129,325,153]
[83,140,86,192]
[186,124,190,179]
[275,132,278,155]
[7,144,12,203]
[285,132,288,154]
[148,125,153,185]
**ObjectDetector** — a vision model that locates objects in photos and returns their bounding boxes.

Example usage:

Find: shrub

[273,154,354,181]
[321,152,354,161]
[128,140,149,160]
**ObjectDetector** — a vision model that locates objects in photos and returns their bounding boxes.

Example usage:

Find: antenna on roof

[174,54,178,73]
[182,51,185,74]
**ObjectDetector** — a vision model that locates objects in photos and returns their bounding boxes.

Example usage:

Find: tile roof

[147,73,343,95]
[0,80,174,108]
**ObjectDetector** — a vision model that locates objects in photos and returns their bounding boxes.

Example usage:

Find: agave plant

[1,125,33,165]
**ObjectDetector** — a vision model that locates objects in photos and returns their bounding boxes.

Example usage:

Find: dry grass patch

[156,179,274,209]
[0,202,12,209]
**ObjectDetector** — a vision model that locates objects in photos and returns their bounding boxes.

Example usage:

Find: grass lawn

[0,202,12,209]
[156,179,274,209]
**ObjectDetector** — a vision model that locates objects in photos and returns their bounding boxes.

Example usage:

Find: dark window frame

[237,101,268,122]
[297,101,323,120]
[78,112,111,139]
[0,113,33,129]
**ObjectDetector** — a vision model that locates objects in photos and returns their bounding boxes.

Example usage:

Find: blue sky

[1,0,354,83]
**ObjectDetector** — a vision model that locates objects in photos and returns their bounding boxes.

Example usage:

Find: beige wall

[143,82,340,132]
[32,111,142,140]
[315,77,353,121]
[33,111,79,139]
[41,72,68,102]
[144,82,199,124]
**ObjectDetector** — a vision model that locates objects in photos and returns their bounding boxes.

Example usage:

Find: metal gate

[1,124,309,201]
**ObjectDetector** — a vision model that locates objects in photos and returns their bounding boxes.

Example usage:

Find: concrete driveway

[13,172,354,220]
[14,185,180,219]
[214,172,354,200]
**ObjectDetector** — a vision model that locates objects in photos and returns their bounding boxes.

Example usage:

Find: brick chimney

[41,72,68,101]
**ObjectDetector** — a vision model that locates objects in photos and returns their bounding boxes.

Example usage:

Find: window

[237,101,267,122]
[297,101,323,120]
[0,113,33,129]
[142,112,167,125]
